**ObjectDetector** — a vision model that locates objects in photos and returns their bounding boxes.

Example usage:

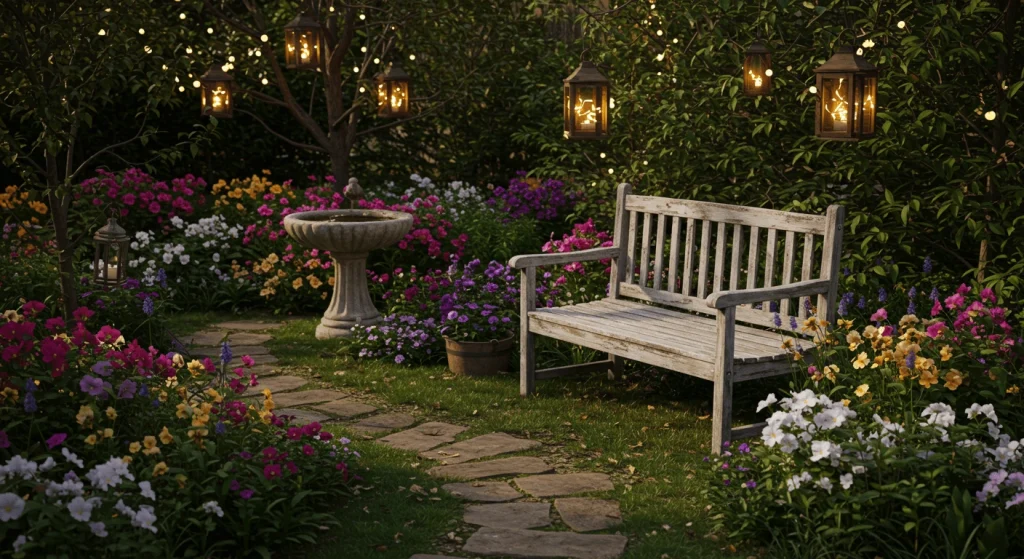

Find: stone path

[187,319,629,559]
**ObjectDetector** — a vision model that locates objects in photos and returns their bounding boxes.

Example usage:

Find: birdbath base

[316,254,381,339]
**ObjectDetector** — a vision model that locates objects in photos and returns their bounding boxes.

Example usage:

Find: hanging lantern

[743,40,772,96]
[93,218,129,288]
[374,64,411,118]
[284,13,323,70]
[813,46,878,141]
[563,60,610,140]
[199,64,234,118]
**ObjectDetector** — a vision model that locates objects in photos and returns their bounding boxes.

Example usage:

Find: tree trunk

[46,185,79,320]
[328,145,351,193]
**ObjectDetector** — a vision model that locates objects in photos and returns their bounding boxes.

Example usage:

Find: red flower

[263,464,282,480]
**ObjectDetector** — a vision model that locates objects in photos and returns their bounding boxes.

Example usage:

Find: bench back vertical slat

[697,220,712,299]
[613,193,843,332]
[799,233,815,318]
[729,223,743,291]
[667,217,682,293]
[609,183,633,298]
[779,231,796,316]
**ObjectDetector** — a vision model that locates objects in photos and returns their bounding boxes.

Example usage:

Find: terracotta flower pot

[444,336,515,377]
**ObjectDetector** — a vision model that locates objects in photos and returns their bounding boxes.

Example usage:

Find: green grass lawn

[169,312,784,559]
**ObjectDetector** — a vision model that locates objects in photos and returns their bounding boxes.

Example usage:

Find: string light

[192,80,201,88]
[138,28,145,34]
[260,34,269,42]
[144,46,152,54]
[985,111,997,121]
[373,58,380,64]
[353,66,360,73]
[207,27,213,34]
[409,54,416,61]
[809,86,818,94]
[261,78,269,85]
[178,86,185,92]
[228,55,236,62]
[98,29,106,36]
[179,13,186,20]
[600,152,607,158]
[608,168,615,174]
[897,21,906,29]
[359,14,366,20]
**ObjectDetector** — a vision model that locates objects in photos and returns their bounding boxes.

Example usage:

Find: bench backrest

[608,183,845,333]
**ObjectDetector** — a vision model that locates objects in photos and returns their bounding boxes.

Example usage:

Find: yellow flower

[175,474,188,488]
[852,352,869,369]
[919,369,939,388]
[944,369,963,391]
[862,325,879,340]
[129,442,142,454]
[153,462,169,476]
[102,428,114,439]
[159,426,174,445]
[846,331,862,350]
[840,398,851,407]
[837,319,854,330]
[235,203,245,212]
[175,402,191,419]
[328,275,336,287]
[262,169,272,175]
[187,359,205,377]
[899,314,920,330]
[940,345,953,362]
[1008,385,1020,394]
[172,353,185,368]
[292,277,304,289]
[205,388,224,403]
[824,364,839,382]
[270,184,283,194]
[781,339,794,350]
[266,253,280,265]
[143,435,158,449]
[122,456,133,464]
[76,405,95,427]
[84,434,98,445]
[159,390,169,402]
[106,407,118,420]
[308,275,323,289]
[854,384,870,397]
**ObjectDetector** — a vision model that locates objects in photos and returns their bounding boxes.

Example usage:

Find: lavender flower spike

[220,341,232,365]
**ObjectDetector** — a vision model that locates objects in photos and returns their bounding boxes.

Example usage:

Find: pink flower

[870,308,888,322]
[925,322,947,338]
[96,325,122,343]
[931,299,943,317]
[302,444,315,456]
[257,204,274,217]
[956,283,972,296]
[21,301,45,317]
[72,307,95,322]
[148,202,161,214]
[46,432,68,449]
[945,293,965,310]
[286,427,303,441]
[240,489,255,500]
[263,464,282,480]
[241,355,255,367]
[980,287,997,303]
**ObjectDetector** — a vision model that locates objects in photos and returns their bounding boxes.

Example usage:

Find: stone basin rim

[283,209,413,225]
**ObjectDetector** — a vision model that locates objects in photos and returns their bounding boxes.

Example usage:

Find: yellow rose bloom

[944,369,963,391]
[270,184,283,194]
[153,462,169,476]
[129,442,142,454]
[176,402,191,419]
[852,352,869,369]
[854,384,870,397]
[105,407,118,420]
[205,388,224,403]
[159,426,174,445]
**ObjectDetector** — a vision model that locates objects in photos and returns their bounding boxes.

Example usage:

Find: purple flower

[220,341,232,365]
[142,297,154,316]
[857,296,866,309]
[930,287,940,301]
[91,361,113,377]
[215,422,227,435]
[744,480,757,489]
[789,316,798,330]
[156,268,168,288]
[458,314,469,323]
[446,310,458,320]
[80,375,110,397]
[239,489,255,500]
[737,443,750,454]
[46,432,67,449]
[878,287,888,303]
[117,379,138,399]
[772,313,782,328]
[395,354,405,364]
[923,256,933,274]
[24,393,37,413]
[0,431,8,449]
[24,378,36,393]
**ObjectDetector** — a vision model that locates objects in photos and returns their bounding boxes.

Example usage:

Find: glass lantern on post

[374,64,411,118]
[563,60,610,140]
[93,218,129,289]
[743,40,772,96]
[284,13,323,70]
[813,46,878,141]
[200,64,234,118]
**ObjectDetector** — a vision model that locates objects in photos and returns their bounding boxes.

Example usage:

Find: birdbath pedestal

[282,209,413,339]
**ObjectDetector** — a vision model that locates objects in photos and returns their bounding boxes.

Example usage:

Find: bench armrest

[705,279,832,310]
[509,246,619,270]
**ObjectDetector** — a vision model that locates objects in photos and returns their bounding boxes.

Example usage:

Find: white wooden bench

[509,183,845,453]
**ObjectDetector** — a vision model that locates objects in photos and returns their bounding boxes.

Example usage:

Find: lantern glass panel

[744,52,771,96]
[389,81,408,114]
[820,76,852,134]
[563,83,571,138]
[853,75,877,136]
[204,82,231,115]
[573,85,600,133]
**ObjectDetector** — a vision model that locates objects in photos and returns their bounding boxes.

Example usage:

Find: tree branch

[238,88,290,107]
[237,109,328,153]
[71,113,149,180]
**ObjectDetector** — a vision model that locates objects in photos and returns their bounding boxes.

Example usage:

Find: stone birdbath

[283,182,412,339]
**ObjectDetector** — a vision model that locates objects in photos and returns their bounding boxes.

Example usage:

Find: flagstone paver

[379,422,469,452]
[410,555,458,559]
[190,344,272,358]
[350,412,416,435]
[187,331,273,347]
[213,321,286,331]
[272,389,348,408]
[464,502,551,530]
[514,473,614,498]
[230,354,279,366]
[554,498,622,532]
[311,399,377,419]
[462,527,627,559]
[419,433,541,464]
[442,481,521,502]
[428,457,553,480]
[242,375,307,396]
[275,408,331,425]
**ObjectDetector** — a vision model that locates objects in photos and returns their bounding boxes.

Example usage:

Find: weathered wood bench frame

[509,183,844,453]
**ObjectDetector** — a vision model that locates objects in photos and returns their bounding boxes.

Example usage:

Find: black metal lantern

[744,40,772,96]
[284,13,323,70]
[374,64,411,118]
[813,46,878,141]
[199,64,234,118]
[563,60,610,140]
[93,218,129,288]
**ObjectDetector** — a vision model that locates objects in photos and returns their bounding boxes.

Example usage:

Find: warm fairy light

[359,14,366,20]
[359,86,366,93]
[374,58,380,64]
[361,46,367,53]
[228,55,235,62]
[765,68,773,77]
[185,47,192,54]
[98,29,106,36]
[409,54,416,61]
[748,70,763,88]
[827,78,849,130]
[261,34,269,42]
[192,80,200,88]
[178,86,185,92]
[985,110,997,121]
[574,93,600,131]
[179,13,186,20]
[897,21,906,29]
[207,27,213,34]
[261,78,269,85]
[210,87,227,110]
[599,152,607,158]
[353,66,359,73]
[809,85,818,94]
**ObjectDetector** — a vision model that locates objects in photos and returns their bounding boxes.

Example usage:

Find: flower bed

[0,302,355,556]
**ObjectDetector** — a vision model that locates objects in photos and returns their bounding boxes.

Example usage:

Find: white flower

[756,393,777,413]
[840,473,854,489]
[114,499,135,519]
[967,403,998,423]
[67,496,96,522]
[12,535,29,551]
[810,440,833,462]
[138,481,156,501]
[817,477,834,493]
[202,500,225,517]
[132,505,158,533]
[89,521,109,537]
[0,493,25,521]
[786,471,813,491]
[3,456,38,480]
[179,254,191,265]
[814,408,847,430]
[789,389,818,411]
[779,434,799,454]
[170,216,184,228]
[766,410,794,429]
[761,424,784,447]
[852,465,866,475]
[921,403,955,427]
[162,252,174,264]
[212,252,221,262]
[45,479,84,498]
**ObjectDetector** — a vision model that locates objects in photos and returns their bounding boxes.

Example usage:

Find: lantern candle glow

[374,64,411,118]
[813,46,878,141]
[199,64,234,118]
[93,218,130,288]
[563,60,610,140]
[284,13,323,70]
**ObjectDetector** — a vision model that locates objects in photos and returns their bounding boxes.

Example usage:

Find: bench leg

[711,307,736,455]
[608,354,623,380]
[520,329,535,396]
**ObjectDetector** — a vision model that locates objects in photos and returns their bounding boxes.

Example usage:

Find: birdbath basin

[283,209,413,339]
